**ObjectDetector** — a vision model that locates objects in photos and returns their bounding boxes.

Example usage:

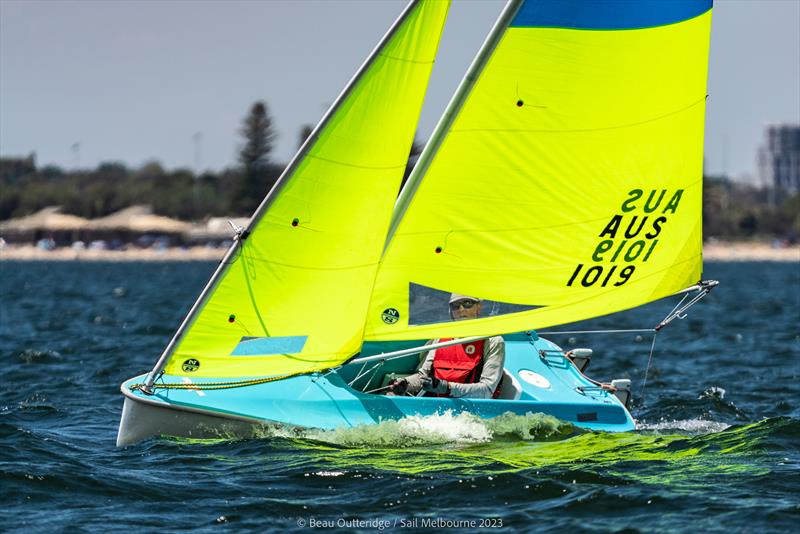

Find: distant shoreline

[0,245,224,262]
[702,241,799,262]
[1,242,798,262]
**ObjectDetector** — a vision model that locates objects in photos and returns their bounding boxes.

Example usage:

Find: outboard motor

[611,379,632,410]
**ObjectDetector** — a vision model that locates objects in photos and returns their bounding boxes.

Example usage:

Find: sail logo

[182,358,200,372]
[567,189,684,288]
[381,308,400,324]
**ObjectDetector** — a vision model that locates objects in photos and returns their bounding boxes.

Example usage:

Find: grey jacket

[405,336,506,399]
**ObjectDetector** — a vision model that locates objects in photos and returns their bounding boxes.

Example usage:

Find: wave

[168,413,800,457]
[216,416,798,479]
[634,385,750,423]
[248,411,578,448]
[636,418,730,434]
[16,349,63,364]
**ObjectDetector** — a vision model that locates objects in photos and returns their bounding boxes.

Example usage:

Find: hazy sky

[1,0,798,181]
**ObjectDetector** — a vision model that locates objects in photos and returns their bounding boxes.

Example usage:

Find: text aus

[567,189,684,288]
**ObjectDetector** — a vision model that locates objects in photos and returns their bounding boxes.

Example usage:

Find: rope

[129,370,311,392]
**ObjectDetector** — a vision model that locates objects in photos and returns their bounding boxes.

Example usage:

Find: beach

[1,241,798,262]
[701,240,800,262]
[0,245,224,262]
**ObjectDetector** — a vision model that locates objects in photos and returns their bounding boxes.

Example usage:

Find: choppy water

[1,261,798,532]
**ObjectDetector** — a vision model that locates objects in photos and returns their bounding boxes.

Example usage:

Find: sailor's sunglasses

[450,300,477,310]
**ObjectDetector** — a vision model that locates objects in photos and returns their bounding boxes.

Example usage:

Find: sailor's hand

[388,378,408,395]
[420,376,449,395]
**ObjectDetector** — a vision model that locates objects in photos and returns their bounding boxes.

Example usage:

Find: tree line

[0,101,420,223]
[1,102,287,220]
[703,176,799,240]
[0,101,797,240]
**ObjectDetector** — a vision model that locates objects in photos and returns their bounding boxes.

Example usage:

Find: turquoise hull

[117,335,634,445]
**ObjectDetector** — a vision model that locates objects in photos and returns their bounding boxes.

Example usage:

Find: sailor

[388,294,505,398]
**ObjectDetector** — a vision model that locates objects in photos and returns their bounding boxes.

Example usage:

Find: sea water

[1,261,797,532]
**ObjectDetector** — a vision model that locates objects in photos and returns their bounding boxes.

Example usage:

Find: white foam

[637,418,730,434]
[254,410,571,447]
[698,386,726,400]
[306,411,494,447]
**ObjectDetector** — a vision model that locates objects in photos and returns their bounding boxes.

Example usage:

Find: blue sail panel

[511,0,712,30]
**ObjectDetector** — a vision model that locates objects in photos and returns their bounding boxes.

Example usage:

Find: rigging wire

[656,280,717,330]
[537,328,654,335]
[664,292,690,322]
[639,332,658,406]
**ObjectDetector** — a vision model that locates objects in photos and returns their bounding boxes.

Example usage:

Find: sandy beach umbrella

[0,206,90,232]
[87,205,190,234]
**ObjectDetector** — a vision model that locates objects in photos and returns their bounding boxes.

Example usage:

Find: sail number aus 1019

[567,263,635,287]
[566,188,685,288]
[566,238,658,287]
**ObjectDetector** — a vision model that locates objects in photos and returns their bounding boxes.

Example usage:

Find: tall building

[757,124,800,197]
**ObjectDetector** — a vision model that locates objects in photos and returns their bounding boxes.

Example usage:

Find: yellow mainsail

[160,0,451,378]
[364,0,713,341]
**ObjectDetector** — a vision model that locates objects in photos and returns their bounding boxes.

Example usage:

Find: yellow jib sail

[162,0,451,378]
[364,0,713,341]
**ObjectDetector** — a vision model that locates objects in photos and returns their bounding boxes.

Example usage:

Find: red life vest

[430,338,502,398]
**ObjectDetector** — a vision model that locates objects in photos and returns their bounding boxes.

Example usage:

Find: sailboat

[117,0,716,446]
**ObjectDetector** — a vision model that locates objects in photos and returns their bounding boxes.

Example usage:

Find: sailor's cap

[449,293,482,304]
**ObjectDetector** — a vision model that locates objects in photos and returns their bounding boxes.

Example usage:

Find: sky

[1,0,798,183]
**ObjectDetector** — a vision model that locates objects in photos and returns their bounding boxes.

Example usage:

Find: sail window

[230,336,308,356]
[408,283,539,326]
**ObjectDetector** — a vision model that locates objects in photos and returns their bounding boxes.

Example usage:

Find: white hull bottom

[116,396,262,447]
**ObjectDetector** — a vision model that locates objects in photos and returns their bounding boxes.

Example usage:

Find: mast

[143,1,425,391]
[385,0,524,248]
